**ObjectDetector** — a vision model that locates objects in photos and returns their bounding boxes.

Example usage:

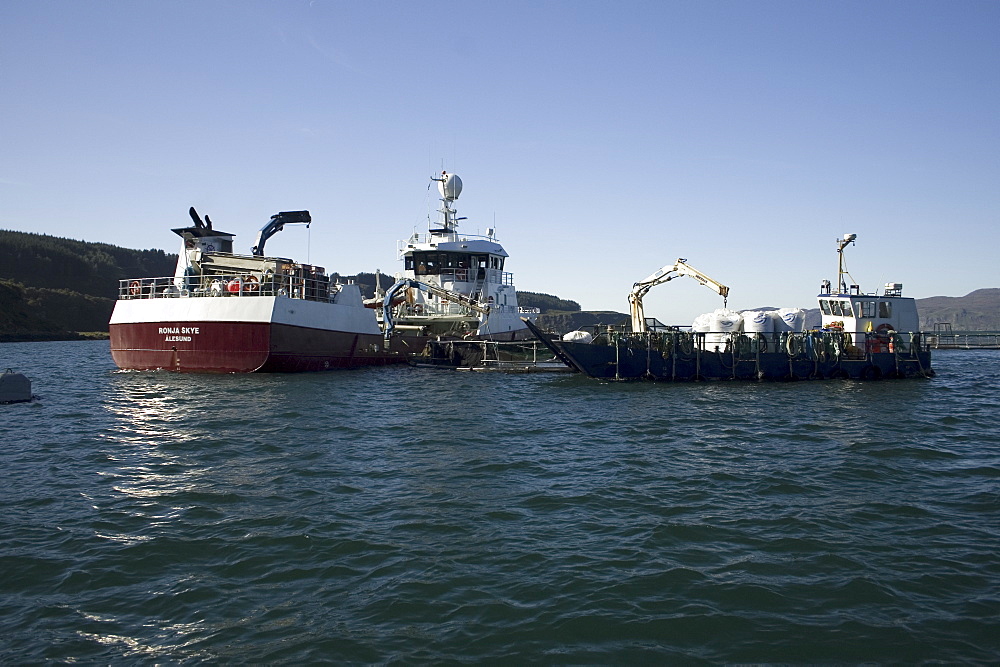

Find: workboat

[109,208,409,372]
[525,234,934,381]
[376,172,538,341]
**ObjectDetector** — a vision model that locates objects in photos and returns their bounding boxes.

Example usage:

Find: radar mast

[430,171,464,234]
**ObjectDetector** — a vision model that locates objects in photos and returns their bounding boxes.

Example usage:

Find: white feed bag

[742,310,774,333]
[710,308,743,333]
[704,308,742,347]
[691,312,712,332]
[562,330,593,344]
[774,308,806,332]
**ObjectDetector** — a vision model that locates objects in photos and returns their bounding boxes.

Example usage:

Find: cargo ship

[109,208,409,372]
[525,234,934,381]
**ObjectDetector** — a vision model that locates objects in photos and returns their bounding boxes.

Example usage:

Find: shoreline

[0,332,109,343]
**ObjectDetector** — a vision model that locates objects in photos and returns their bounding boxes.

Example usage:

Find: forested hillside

[517,292,581,312]
[1,280,114,341]
[0,230,176,339]
[0,230,175,298]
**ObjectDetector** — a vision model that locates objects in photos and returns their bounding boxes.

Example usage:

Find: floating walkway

[926,332,1000,349]
[415,339,573,372]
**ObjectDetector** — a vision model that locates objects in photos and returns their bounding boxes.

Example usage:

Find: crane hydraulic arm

[251,211,312,257]
[381,278,490,339]
[628,258,730,333]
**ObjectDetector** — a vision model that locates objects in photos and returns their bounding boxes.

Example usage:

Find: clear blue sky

[3,0,998,322]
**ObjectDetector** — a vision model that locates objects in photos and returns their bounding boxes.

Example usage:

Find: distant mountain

[916,289,1000,331]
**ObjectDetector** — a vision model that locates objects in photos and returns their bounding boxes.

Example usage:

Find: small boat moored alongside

[525,234,934,381]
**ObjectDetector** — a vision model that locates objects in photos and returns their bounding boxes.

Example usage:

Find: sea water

[1,341,998,663]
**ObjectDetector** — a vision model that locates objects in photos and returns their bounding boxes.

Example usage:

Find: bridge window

[879,301,892,318]
[411,252,441,275]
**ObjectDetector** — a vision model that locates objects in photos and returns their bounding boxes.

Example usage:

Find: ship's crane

[381,278,490,339]
[628,258,730,333]
[251,211,312,257]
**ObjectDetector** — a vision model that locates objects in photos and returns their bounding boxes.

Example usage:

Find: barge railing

[588,328,932,357]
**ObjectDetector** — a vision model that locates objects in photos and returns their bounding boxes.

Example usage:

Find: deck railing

[118,274,339,303]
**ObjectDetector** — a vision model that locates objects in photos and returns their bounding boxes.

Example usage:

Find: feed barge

[525,234,933,381]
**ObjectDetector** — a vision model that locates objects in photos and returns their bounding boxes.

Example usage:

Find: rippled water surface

[2,342,998,663]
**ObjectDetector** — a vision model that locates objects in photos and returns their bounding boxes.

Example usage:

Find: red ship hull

[110,321,406,373]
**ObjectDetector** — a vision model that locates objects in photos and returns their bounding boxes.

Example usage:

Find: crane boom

[628,258,730,333]
[251,211,312,257]
[381,278,490,338]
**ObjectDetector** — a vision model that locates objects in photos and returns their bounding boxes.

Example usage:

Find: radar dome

[437,172,463,201]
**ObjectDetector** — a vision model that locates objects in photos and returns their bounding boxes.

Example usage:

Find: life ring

[227,279,242,293]
[244,275,260,292]
[128,280,141,296]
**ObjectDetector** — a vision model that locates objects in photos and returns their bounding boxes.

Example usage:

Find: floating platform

[415,339,573,372]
